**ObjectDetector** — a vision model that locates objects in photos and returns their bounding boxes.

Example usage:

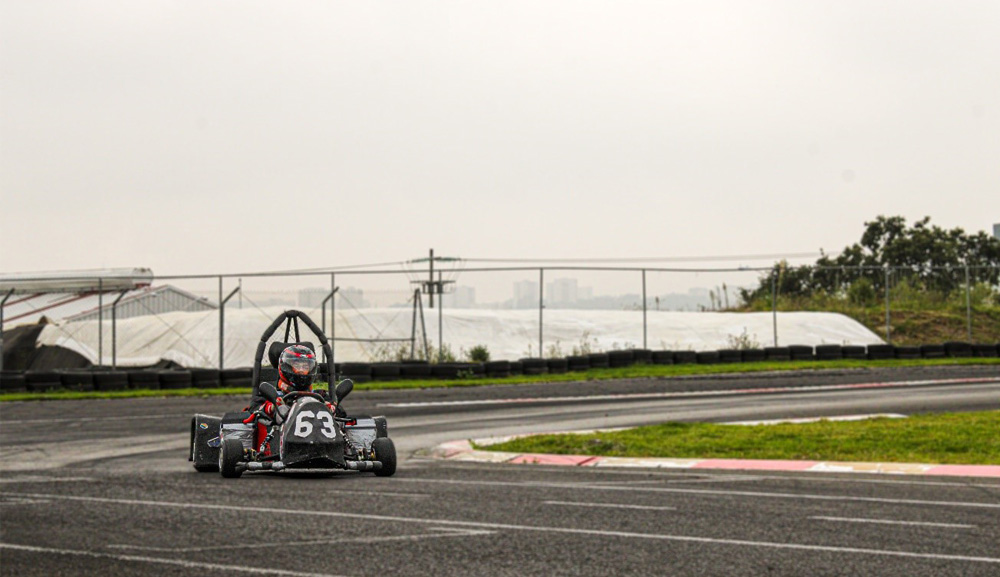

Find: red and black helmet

[277,345,317,392]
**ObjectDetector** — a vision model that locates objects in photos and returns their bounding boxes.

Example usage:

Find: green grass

[481,410,1000,465]
[2,357,998,402]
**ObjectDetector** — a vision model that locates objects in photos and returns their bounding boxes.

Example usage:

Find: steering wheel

[281,390,327,404]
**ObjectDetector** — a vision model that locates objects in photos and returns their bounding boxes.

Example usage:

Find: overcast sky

[2,1,998,294]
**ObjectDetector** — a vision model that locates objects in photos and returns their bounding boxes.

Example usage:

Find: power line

[461,252,825,264]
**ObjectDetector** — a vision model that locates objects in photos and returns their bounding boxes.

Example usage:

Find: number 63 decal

[293,410,337,439]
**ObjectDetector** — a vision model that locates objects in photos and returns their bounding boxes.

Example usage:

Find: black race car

[189,310,396,478]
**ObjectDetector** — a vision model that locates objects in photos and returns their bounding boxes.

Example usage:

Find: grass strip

[480,410,1000,465]
[2,357,997,402]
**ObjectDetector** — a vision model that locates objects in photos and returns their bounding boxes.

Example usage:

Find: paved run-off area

[1,365,999,576]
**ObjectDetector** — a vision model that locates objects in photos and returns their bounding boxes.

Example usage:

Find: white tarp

[35,307,884,368]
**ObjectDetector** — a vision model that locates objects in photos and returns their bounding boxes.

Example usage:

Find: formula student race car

[189,310,396,478]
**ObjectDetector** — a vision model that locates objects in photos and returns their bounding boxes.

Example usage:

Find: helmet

[277,345,317,392]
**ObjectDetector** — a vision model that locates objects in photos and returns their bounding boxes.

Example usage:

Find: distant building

[298,287,329,308]
[337,287,368,309]
[547,278,578,306]
[444,286,476,308]
[513,280,538,308]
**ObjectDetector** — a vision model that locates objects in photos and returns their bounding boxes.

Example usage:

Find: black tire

[741,349,766,363]
[587,353,610,369]
[519,358,548,376]
[1,371,27,393]
[25,371,62,393]
[673,351,697,364]
[546,358,568,374]
[630,349,653,364]
[219,438,244,478]
[485,360,511,377]
[565,356,590,371]
[867,344,894,360]
[814,345,843,361]
[400,363,432,379]
[190,368,221,389]
[788,345,814,361]
[764,347,790,361]
[650,351,674,365]
[128,370,160,390]
[696,351,720,364]
[372,437,397,477]
[607,350,634,368]
[60,370,94,391]
[159,370,192,389]
[718,349,742,363]
[371,363,401,381]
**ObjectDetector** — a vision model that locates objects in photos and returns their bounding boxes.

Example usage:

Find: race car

[189,310,396,478]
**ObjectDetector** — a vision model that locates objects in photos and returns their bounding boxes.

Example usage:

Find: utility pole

[409,249,458,359]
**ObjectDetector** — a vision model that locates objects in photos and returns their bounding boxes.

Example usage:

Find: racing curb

[422,439,1000,478]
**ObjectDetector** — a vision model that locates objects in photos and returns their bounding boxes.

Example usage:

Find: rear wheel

[219,438,244,478]
[372,438,396,477]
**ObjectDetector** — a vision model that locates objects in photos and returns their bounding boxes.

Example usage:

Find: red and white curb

[423,438,1000,478]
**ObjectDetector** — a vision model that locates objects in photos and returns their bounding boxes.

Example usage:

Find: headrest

[267,341,316,369]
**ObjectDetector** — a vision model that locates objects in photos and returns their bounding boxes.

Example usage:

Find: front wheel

[372,437,396,477]
[219,438,245,478]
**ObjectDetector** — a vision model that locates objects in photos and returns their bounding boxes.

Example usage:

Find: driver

[251,344,336,420]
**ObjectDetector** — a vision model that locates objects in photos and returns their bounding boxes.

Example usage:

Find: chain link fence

[2,264,998,371]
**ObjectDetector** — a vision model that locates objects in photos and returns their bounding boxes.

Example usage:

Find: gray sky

[2,1,998,293]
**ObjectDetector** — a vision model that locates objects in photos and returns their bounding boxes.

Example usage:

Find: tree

[739,216,1000,306]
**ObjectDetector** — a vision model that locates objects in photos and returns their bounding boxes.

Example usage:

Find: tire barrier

[546,358,569,374]
[190,368,221,389]
[842,345,867,360]
[718,349,742,364]
[920,344,946,359]
[587,353,610,369]
[944,342,974,358]
[93,371,129,392]
[973,344,998,358]
[485,360,511,378]
[128,370,161,390]
[673,351,697,364]
[789,345,815,361]
[221,367,252,389]
[371,363,402,382]
[696,351,720,364]
[631,349,653,364]
[4,341,999,394]
[866,344,894,360]
[651,351,674,365]
[25,371,61,393]
[519,358,548,375]
[814,344,843,361]
[566,355,590,372]
[764,347,790,361]
[60,370,95,392]
[400,363,432,379]
[340,363,372,384]
[607,350,634,368]
[1,371,27,393]
[159,370,192,390]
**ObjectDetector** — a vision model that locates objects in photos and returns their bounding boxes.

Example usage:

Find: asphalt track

[1,365,999,576]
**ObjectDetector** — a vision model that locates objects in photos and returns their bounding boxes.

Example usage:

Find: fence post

[538,268,544,357]
[98,278,103,366]
[0,288,14,372]
[771,271,777,346]
[642,269,647,349]
[331,273,336,362]
[111,290,127,369]
[438,271,443,359]
[884,266,891,343]
[219,280,240,370]
[965,263,972,341]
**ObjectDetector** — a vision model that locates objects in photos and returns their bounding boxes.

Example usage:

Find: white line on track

[393,478,1000,509]
[7,492,1000,565]
[0,543,350,577]
[544,501,677,511]
[2,413,191,425]
[377,376,1000,407]
[810,517,977,529]
[108,528,494,553]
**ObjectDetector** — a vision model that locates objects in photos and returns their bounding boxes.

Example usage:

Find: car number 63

[293,410,337,439]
